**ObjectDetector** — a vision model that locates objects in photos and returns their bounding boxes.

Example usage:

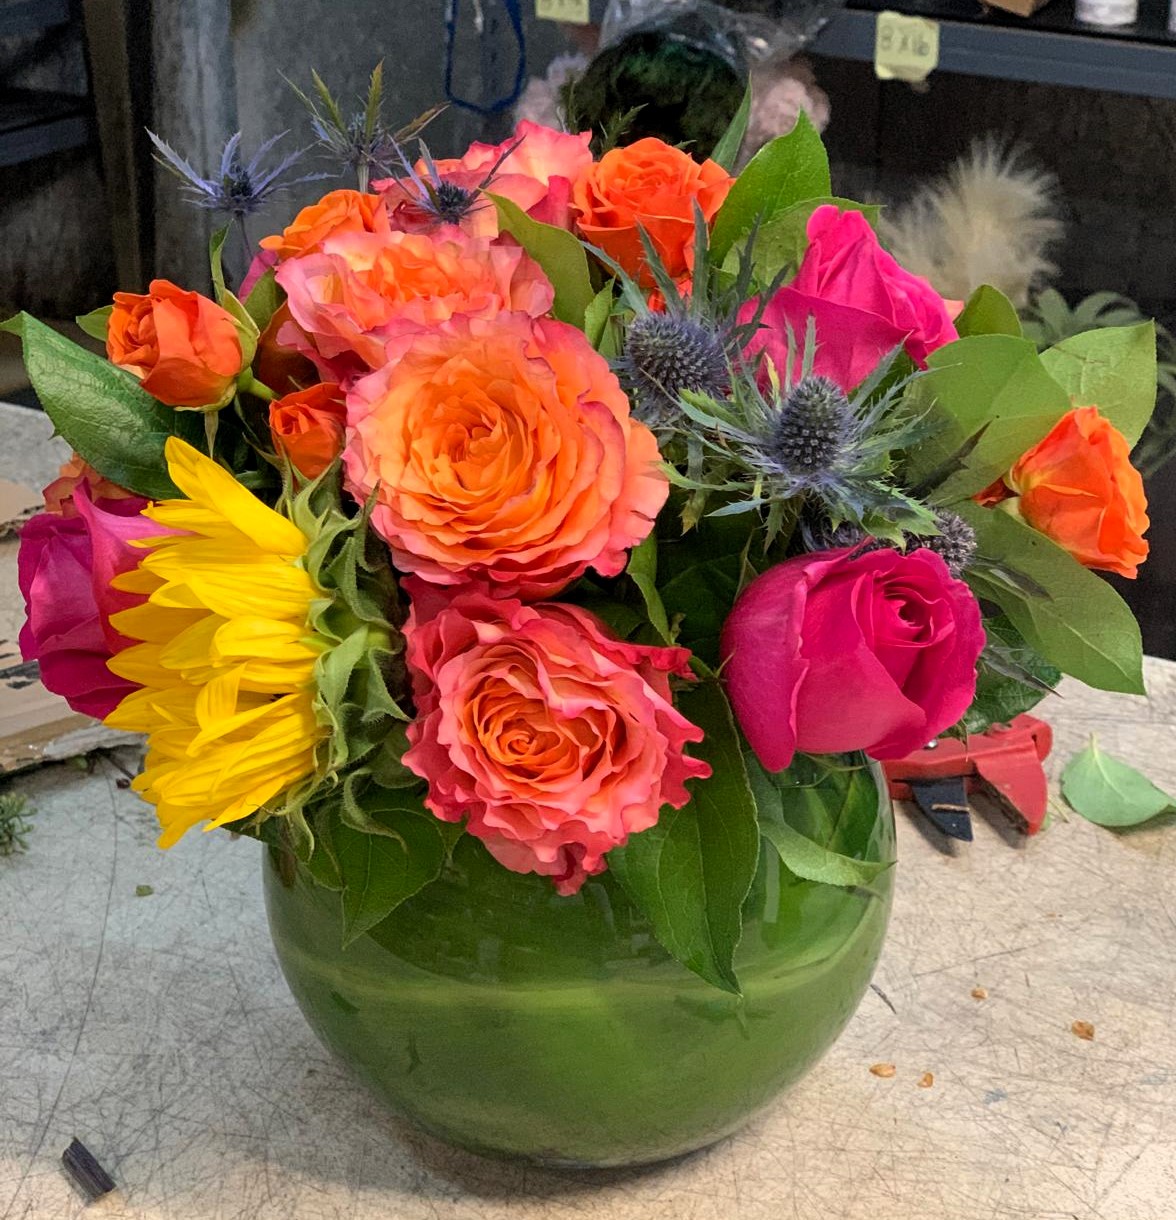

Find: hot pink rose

[17,487,158,719]
[739,207,958,392]
[403,594,711,894]
[721,546,984,771]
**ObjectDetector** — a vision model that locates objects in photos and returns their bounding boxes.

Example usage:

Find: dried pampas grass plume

[880,140,1064,309]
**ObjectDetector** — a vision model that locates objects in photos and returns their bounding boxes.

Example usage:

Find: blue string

[444,0,528,116]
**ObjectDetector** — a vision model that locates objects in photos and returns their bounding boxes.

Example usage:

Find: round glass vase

[265,762,894,1169]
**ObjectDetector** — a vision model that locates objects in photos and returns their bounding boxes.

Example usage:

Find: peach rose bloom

[269,382,347,479]
[344,311,667,599]
[43,454,135,517]
[108,279,244,409]
[375,121,593,237]
[276,227,554,381]
[572,137,732,286]
[403,593,711,894]
[259,188,386,260]
[1001,406,1149,579]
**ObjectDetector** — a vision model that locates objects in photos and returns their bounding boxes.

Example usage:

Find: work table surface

[2,403,1174,1219]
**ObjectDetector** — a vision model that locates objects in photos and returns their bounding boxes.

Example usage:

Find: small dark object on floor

[62,1138,115,1201]
[134,884,154,898]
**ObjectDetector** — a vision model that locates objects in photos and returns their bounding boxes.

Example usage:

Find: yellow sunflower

[105,437,328,846]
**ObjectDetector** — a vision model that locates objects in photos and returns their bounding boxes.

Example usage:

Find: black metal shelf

[809,0,1176,99]
[0,89,91,169]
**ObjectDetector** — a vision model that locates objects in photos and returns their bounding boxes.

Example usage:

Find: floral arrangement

[9,102,1155,996]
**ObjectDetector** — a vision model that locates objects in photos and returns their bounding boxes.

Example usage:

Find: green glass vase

[265,765,894,1168]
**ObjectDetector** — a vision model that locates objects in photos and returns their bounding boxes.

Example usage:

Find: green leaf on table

[75,305,112,343]
[963,614,1060,735]
[1040,322,1157,447]
[742,198,880,286]
[903,335,1071,502]
[955,285,1022,338]
[957,500,1144,694]
[609,680,760,995]
[334,794,448,945]
[490,194,595,328]
[709,111,830,262]
[625,534,673,643]
[1061,738,1175,827]
[710,82,752,173]
[0,312,203,499]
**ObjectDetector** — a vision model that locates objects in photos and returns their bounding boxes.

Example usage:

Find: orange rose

[108,279,244,409]
[269,383,347,479]
[984,406,1149,579]
[343,311,667,599]
[259,189,385,260]
[276,228,554,381]
[253,301,319,397]
[42,454,135,517]
[571,138,732,286]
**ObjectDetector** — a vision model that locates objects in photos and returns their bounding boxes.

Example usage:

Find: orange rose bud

[259,189,384,260]
[253,301,319,397]
[1005,406,1149,579]
[571,138,732,287]
[269,382,347,479]
[107,279,244,409]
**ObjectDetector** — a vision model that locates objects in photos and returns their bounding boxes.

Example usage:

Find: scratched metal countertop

[2,403,1174,1220]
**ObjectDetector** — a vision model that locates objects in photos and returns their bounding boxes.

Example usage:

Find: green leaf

[904,335,1071,502]
[710,82,752,173]
[244,268,282,333]
[75,305,112,343]
[334,794,448,946]
[608,681,760,994]
[963,614,1059,735]
[489,193,595,327]
[1040,323,1157,448]
[625,534,673,643]
[0,312,202,498]
[709,111,831,262]
[758,818,891,889]
[742,198,879,287]
[955,285,1022,339]
[209,226,229,300]
[583,283,618,358]
[1061,737,1174,827]
[957,500,1144,695]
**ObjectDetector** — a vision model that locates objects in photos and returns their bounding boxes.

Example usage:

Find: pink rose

[720,547,984,771]
[375,121,593,236]
[403,594,711,895]
[739,207,958,393]
[17,487,158,719]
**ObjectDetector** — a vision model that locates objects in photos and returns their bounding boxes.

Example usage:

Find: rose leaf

[1061,737,1175,828]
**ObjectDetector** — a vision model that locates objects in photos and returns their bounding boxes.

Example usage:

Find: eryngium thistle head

[768,376,853,479]
[620,313,729,424]
[921,510,977,577]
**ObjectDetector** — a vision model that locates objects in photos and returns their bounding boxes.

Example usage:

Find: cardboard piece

[983,0,1054,17]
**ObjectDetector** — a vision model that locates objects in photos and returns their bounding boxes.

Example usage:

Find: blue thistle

[618,312,730,426]
[765,376,853,486]
[147,130,326,221]
[919,510,977,576]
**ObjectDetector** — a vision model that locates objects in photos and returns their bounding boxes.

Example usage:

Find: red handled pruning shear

[882,714,1053,841]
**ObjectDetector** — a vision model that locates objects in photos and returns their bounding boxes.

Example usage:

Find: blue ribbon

[444,0,528,116]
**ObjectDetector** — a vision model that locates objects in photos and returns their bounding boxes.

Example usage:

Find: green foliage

[957,501,1144,695]
[0,312,204,498]
[75,306,112,343]
[1061,737,1175,828]
[710,83,752,173]
[1039,323,1156,448]
[963,615,1060,735]
[625,535,674,644]
[609,681,760,995]
[903,334,1071,502]
[244,268,282,333]
[954,285,1022,339]
[489,194,596,328]
[327,791,450,945]
[709,112,830,263]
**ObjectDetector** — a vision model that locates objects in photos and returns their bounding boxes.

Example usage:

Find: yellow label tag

[874,12,940,83]
[536,0,591,23]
